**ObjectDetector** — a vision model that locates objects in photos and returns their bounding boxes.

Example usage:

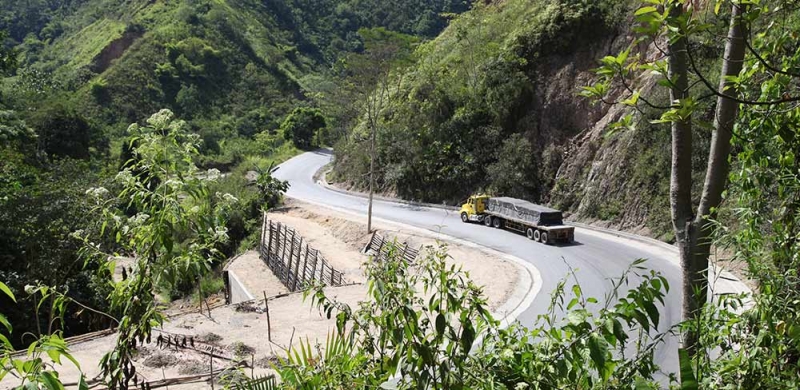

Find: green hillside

[1,0,471,166]
[332,0,629,201]
[0,0,472,347]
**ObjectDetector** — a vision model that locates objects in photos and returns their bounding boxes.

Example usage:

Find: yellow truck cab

[460,195,489,222]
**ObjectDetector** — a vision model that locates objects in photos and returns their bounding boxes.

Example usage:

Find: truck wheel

[540,232,549,244]
[526,228,535,240]
[492,217,503,229]
[484,216,493,227]
[533,230,540,242]
[461,212,469,223]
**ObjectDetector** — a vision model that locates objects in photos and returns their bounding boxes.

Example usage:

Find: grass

[194,273,226,304]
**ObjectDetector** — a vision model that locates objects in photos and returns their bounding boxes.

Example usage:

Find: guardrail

[260,212,345,291]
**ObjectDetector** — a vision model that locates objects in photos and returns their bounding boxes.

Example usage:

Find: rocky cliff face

[512,26,678,240]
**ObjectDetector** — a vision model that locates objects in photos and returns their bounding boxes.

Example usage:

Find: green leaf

[0,282,15,302]
[460,322,475,354]
[635,6,658,16]
[568,309,588,326]
[588,333,608,373]
[642,300,660,328]
[435,313,445,336]
[612,319,628,344]
[678,348,698,390]
[572,284,582,298]
[39,371,65,390]
[0,333,13,349]
[58,349,81,370]
[0,313,11,333]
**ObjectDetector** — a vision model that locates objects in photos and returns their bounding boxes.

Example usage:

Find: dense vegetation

[328,0,722,240]
[2,0,800,389]
[0,0,474,350]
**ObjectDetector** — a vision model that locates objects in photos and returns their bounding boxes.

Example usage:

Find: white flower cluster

[209,226,229,241]
[130,213,151,226]
[147,109,175,129]
[205,168,221,181]
[163,179,183,190]
[86,187,109,199]
[115,169,135,186]
[222,193,238,203]
[215,191,239,204]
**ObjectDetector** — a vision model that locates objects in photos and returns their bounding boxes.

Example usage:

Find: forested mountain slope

[0,0,471,347]
[1,0,469,164]
[332,0,718,240]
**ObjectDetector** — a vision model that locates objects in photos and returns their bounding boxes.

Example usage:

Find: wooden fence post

[267,222,275,259]
[281,228,289,279]
[260,212,268,256]
[292,238,303,291]
[287,229,296,290]
[310,250,318,283]
[300,247,310,288]
[263,291,271,342]
[376,235,385,261]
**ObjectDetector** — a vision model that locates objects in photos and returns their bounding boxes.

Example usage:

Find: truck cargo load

[486,197,564,226]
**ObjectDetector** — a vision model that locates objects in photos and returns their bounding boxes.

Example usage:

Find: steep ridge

[332,0,714,240]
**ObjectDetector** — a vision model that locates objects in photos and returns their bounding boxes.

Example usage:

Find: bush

[280,107,327,149]
[284,244,669,388]
[28,103,99,159]
[89,78,108,102]
[195,274,225,303]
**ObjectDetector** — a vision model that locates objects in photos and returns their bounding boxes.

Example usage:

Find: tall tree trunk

[666,2,698,353]
[676,3,748,355]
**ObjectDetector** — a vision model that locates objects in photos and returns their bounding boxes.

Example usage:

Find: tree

[77,109,237,388]
[582,0,799,356]
[345,27,417,232]
[0,110,35,145]
[0,30,17,77]
[29,104,95,160]
[255,161,289,208]
[280,107,327,149]
[487,134,536,198]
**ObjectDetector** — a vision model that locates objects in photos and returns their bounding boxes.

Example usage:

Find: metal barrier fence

[259,213,345,291]
[362,231,421,263]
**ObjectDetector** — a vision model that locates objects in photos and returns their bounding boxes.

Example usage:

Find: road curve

[273,149,682,375]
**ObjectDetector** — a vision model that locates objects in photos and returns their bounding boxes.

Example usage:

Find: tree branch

[742,20,800,78]
[686,43,800,106]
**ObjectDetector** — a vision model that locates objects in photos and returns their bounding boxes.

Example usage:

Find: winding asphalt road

[273,149,683,376]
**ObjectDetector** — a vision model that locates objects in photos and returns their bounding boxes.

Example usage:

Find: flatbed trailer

[460,195,575,244]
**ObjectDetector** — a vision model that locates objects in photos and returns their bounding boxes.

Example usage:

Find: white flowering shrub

[75,109,237,388]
